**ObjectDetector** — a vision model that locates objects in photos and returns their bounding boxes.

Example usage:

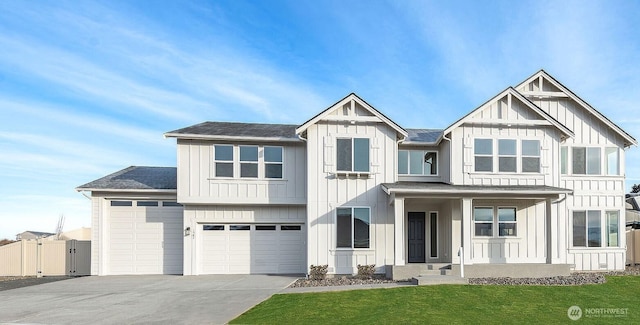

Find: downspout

[441,132,453,185]
[297,132,309,278]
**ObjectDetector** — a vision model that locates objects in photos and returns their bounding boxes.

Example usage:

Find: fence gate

[66,240,91,276]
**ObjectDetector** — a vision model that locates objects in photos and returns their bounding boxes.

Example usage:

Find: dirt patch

[0,276,71,291]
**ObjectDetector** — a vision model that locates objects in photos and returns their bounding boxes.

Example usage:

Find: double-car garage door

[107,200,305,275]
[200,223,305,274]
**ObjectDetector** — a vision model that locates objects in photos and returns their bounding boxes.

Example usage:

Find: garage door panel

[200,224,305,275]
[107,201,183,275]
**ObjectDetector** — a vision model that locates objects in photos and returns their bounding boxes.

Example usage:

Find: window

[256,225,276,231]
[240,146,258,178]
[137,201,158,207]
[337,138,369,172]
[162,201,183,207]
[264,146,283,178]
[336,207,370,248]
[203,225,224,231]
[474,139,493,172]
[521,140,540,173]
[498,139,517,172]
[605,147,619,175]
[606,211,619,247]
[572,147,601,175]
[560,146,568,175]
[230,225,250,231]
[572,210,602,247]
[498,208,517,236]
[473,207,493,236]
[430,212,438,258]
[215,145,234,177]
[398,150,438,175]
[474,206,517,237]
[281,225,302,231]
[110,201,132,207]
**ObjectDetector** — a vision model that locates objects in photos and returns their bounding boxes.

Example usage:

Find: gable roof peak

[296,92,407,138]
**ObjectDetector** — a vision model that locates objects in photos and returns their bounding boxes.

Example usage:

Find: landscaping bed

[289,265,640,287]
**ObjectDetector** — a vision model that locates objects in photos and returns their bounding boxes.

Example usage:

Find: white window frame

[398,150,439,176]
[336,137,370,173]
[212,144,285,179]
[264,146,284,179]
[214,144,234,178]
[429,211,439,258]
[497,206,517,237]
[473,206,517,238]
[473,206,494,237]
[239,145,259,178]
[335,206,371,249]
[498,139,517,173]
[572,209,621,248]
[474,139,493,172]
[521,139,541,173]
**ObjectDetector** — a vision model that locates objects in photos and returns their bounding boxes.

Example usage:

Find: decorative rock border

[288,266,640,288]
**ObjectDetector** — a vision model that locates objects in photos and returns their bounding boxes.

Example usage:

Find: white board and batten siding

[519,77,628,271]
[176,139,306,205]
[305,101,399,275]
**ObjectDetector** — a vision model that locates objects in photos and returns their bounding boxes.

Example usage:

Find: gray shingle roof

[165,122,300,141]
[77,166,177,191]
[405,129,443,144]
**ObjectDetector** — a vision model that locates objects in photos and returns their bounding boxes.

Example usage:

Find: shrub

[357,264,376,279]
[309,264,328,280]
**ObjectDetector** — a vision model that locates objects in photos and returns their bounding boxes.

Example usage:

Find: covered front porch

[382,182,572,279]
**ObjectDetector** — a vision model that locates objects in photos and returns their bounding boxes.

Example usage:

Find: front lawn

[231,276,638,324]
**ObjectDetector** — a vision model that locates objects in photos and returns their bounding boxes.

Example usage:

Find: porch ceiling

[381,182,571,199]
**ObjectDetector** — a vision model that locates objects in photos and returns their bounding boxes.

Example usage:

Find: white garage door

[108,200,183,275]
[200,224,305,274]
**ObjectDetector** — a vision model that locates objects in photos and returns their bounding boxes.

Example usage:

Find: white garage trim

[199,223,305,274]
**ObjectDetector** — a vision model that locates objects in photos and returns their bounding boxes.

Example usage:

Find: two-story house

[77,70,636,278]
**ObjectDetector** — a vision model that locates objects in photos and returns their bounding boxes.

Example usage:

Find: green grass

[231,276,639,324]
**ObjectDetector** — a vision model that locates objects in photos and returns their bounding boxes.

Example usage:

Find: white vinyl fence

[0,239,90,276]
[627,229,640,266]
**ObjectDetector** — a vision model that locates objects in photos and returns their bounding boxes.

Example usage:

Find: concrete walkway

[0,274,298,325]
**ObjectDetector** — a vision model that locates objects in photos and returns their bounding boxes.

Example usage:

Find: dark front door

[408,212,426,263]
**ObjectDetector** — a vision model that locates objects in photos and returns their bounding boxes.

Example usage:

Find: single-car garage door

[200,224,305,274]
[108,200,183,275]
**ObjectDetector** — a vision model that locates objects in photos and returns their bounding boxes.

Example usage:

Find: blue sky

[1,0,639,239]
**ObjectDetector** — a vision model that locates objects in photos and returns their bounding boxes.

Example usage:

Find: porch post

[451,199,461,264]
[394,196,405,266]
[546,198,553,264]
[461,197,473,265]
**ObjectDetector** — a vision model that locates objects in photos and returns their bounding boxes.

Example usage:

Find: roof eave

[164,133,302,143]
[75,188,177,193]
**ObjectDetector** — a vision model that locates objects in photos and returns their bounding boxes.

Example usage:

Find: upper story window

[214,145,234,177]
[561,146,619,176]
[474,139,493,172]
[474,138,540,173]
[398,150,438,175]
[240,146,258,178]
[264,146,283,178]
[213,145,284,179]
[337,138,369,172]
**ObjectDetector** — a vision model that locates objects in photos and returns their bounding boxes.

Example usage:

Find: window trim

[572,209,621,248]
[498,139,517,173]
[212,144,286,180]
[474,138,543,174]
[214,144,235,178]
[473,206,518,238]
[521,139,541,173]
[335,206,371,249]
[336,137,370,173]
[474,139,494,172]
[398,149,439,176]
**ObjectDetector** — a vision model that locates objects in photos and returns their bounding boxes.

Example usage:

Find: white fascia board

[75,188,177,193]
[163,133,302,143]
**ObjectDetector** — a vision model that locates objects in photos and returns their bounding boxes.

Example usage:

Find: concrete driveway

[0,274,298,325]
